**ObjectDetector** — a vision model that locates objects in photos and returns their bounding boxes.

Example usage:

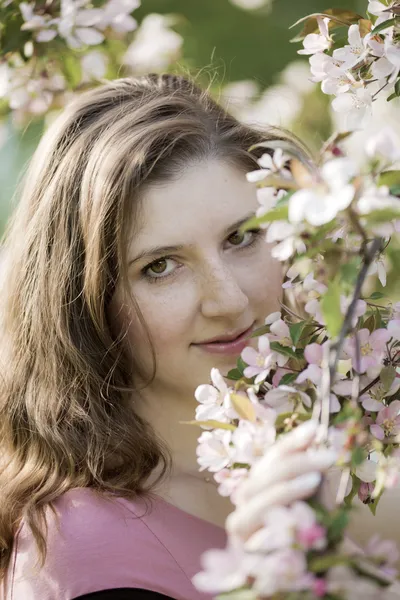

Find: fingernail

[292,472,321,490]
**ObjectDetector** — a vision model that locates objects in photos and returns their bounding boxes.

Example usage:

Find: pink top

[2,488,227,600]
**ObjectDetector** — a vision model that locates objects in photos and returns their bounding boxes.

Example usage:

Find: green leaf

[328,508,350,543]
[351,446,366,467]
[237,356,248,375]
[371,16,398,34]
[369,292,386,300]
[387,79,400,102]
[340,260,360,287]
[380,365,396,393]
[290,9,364,42]
[364,207,400,224]
[344,475,361,507]
[226,368,243,381]
[270,341,302,359]
[321,279,343,339]
[239,204,288,232]
[389,185,400,196]
[309,553,350,573]
[378,170,400,188]
[289,321,306,346]
[368,489,384,515]
[279,372,298,386]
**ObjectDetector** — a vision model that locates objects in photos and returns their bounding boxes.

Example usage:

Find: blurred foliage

[0,0,374,234]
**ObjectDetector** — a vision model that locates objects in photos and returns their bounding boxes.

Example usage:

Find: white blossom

[123,14,183,72]
[331,87,373,130]
[288,158,356,226]
[58,0,105,49]
[332,24,369,70]
[298,17,332,56]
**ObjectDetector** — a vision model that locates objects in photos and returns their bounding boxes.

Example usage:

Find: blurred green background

[0,0,367,232]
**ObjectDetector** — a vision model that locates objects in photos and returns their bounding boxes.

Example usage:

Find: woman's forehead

[128,159,258,254]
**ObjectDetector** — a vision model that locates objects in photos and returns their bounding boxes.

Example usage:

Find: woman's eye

[143,257,177,280]
[227,229,260,248]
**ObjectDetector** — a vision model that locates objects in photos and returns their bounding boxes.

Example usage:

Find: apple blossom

[358,481,375,502]
[332,24,370,70]
[57,0,106,49]
[250,548,313,596]
[230,418,276,465]
[263,385,312,414]
[195,368,236,423]
[298,17,332,56]
[370,400,400,440]
[123,14,183,73]
[331,87,373,130]
[213,468,249,503]
[241,334,275,384]
[20,2,59,42]
[266,220,307,261]
[343,328,391,375]
[192,543,251,594]
[255,187,284,220]
[356,458,378,483]
[95,0,139,34]
[196,429,233,472]
[288,157,356,225]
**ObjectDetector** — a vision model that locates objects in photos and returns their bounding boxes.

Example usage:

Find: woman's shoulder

[7,488,218,600]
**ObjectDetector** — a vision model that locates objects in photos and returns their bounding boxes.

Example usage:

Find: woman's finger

[235,447,336,504]
[237,420,320,493]
[226,471,321,539]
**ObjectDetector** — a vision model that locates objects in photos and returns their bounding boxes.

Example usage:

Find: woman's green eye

[149,259,167,274]
[228,230,246,245]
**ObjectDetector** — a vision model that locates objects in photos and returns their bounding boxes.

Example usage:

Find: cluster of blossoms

[191,93,400,597]
[295,1,400,130]
[0,1,183,124]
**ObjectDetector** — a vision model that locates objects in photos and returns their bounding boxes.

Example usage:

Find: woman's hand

[226,419,337,540]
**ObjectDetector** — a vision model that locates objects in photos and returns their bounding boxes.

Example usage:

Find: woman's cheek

[133,279,197,348]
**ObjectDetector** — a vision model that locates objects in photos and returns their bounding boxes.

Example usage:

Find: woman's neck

[135,387,234,528]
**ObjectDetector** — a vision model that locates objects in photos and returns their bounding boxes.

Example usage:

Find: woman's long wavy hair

[0,72,310,579]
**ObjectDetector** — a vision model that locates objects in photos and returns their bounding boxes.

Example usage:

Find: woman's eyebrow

[129,211,256,265]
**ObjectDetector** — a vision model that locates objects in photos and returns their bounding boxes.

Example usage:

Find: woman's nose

[199,261,249,319]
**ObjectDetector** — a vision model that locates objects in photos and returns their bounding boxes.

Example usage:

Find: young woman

[0,74,398,600]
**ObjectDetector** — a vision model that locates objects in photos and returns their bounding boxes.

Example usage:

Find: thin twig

[318,237,383,440]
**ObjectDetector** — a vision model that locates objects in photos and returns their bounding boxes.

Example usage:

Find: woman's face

[116,159,282,398]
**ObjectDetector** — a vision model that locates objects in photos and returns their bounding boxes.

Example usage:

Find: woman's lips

[193,324,254,355]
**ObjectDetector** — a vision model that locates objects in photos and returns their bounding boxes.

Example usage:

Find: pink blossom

[370,401,400,440]
[263,385,311,414]
[241,334,274,384]
[245,501,326,554]
[296,342,325,385]
[292,502,327,550]
[268,318,292,349]
[388,319,400,341]
[250,548,313,596]
[313,578,328,597]
[297,524,327,550]
[343,328,390,376]
[358,481,375,503]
